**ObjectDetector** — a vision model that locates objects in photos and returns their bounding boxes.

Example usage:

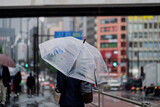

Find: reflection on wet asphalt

[7,99,39,107]
[6,90,59,107]
[108,91,160,107]
[10,102,39,107]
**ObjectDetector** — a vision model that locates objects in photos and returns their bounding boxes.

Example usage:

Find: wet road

[6,90,59,107]
[6,90,160,107]
[107,90,160,107]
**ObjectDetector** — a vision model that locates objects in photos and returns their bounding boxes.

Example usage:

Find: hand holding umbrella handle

[55,87,60,93]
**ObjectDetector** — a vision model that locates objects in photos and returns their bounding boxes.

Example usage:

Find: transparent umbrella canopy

[39,37,109,84]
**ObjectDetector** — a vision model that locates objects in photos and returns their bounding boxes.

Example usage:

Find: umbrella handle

[83,39,86,44]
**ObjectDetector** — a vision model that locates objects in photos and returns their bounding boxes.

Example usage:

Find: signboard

[54,31,82,40]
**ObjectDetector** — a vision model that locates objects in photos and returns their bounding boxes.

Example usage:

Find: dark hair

[30,73,32,76]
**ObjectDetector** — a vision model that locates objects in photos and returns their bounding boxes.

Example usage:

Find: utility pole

[137,50,140,76]
[27,18,29,73]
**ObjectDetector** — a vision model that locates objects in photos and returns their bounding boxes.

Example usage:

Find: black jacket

[1,65,11,87]
[13,71,22,86]
[56,71,84,107]
[27,75,35,88]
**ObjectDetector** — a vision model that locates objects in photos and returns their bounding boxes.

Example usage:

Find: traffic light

[113,62,117,67]
[122,75,126,79]
[25,63,29,68]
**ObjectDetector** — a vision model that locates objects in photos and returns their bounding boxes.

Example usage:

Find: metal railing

[92,89,151,107]
[52,88,151,107]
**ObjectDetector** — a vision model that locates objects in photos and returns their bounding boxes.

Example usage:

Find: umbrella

[39,37,109,84]
[39,37,83,75]
[16,64,27,73]
[9,64,27,76]
[8,67,17,76]
[0,54,16,67]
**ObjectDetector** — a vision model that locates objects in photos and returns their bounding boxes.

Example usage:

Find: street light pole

[36,17,39,96]
[137,50,140,76]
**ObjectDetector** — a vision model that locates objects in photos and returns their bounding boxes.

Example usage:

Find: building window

[148,52,153,58]
[121,42,126,47]
[100,26,117,32]
[121,67,126,72]
[154,42,158,48]
[144,23,147,29]
[121,50,126,55]
[154,16,158,19]
[134,42,138,47]
[128,52,132,58]
[144,32,148,38]
[149,23,152,29]
[100,27,105,32]
[139,42,142,47]
[143,42,148,48]
[133,33,138,38]
[121,26,126,30]
[121,34,125,39]
[138,32,143,38]
[100,43,117,48]
[121,59,126,63]
[139,51,143,58]
[128,24,132,30]
[138,23,143,30]
[100,43,108,48]
[129,42,132,47]
[154,23,158,29]
[101,35,117,40]
[134,24,138,30]
[101,18,117,24]
[144,51,147,58]
[109,43,117,47]
[149,42,153,48]
[153,33,158,39]
[128,33,132,39]
[134,52,138,57]
[149,32,152,38]
[121,17,126,22]
[153,52,158,58]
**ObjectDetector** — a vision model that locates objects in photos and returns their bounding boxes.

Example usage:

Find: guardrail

[52,88,151,107]
[92,89,151,107]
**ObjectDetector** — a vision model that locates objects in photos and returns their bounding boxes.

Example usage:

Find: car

[41,81,50,90]
[124,77,143,91]
[107,80,122,90]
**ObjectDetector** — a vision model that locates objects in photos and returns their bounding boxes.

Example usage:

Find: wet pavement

[6,90,59,107]
[107,90,160,107]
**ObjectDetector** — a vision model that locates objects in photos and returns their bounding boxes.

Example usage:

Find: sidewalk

[7,90,59,107]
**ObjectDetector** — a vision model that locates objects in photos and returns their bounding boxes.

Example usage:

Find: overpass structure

[0,0,160,17]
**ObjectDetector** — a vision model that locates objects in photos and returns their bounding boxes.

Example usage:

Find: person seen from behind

[56,71,85,107]
[27,73,35,98]
[0,65,11,107]
[13,71,22,99]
